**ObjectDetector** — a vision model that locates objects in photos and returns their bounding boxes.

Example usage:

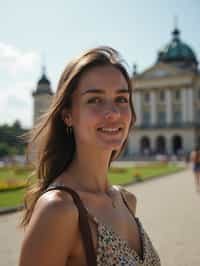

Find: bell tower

[32,66,54,125]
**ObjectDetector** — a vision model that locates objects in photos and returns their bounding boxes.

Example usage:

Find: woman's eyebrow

[81,88,129,95]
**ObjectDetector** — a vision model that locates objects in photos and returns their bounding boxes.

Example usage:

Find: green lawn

[0,189,25,208]
[109,163,184,184]
[0,163,185,208]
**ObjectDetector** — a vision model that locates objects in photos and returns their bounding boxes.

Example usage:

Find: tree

[0,121,28,157]
[0,142,11,157]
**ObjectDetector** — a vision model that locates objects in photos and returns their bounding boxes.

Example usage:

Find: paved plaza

[0,166,200,265]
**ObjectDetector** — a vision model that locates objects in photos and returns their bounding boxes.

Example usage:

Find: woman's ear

[61,108,72,126]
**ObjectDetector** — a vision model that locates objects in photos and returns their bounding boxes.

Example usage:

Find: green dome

[158,28,197,65]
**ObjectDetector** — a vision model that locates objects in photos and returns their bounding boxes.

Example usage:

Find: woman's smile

[96,126,125,149]
[97,127,123,136]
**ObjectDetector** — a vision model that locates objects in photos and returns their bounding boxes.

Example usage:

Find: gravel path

[0,167,199,266]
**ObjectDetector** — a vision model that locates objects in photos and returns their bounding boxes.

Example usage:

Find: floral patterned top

[87,211,161,266]
[45,184,161,265]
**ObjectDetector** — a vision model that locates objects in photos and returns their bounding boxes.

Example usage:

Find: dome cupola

[157,26,198,70]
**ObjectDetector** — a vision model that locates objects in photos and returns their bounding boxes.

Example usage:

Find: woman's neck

[64,149,112,193]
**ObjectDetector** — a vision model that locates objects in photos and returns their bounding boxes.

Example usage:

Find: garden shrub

[133,172,142,182]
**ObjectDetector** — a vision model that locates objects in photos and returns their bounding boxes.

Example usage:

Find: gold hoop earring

[66,126,73,136]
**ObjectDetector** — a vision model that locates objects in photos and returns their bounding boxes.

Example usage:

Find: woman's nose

[104,104,120,120]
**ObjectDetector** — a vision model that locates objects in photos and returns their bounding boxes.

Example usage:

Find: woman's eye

[87,97,102,104]
[87,97,129,104]
[116,97,129,103]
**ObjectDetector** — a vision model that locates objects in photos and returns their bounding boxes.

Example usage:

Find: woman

[190,146,200,192]
[19,47,161,266]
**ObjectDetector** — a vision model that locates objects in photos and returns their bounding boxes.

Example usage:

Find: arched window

[140,137,151,155]
[172,135,183,155]
[155,136,166,154]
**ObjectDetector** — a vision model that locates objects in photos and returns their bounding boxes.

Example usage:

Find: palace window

[196,109,200,123]
[143,112,150,125]
[144,92,150,103]
[158,112,166,124]
[174,111,182,123]
[175,90,181,101]
[197,136,200,146]
[159,91,165,102]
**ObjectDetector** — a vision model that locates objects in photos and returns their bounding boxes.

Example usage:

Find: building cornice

[133,74,196,91]
[133,122,200,130]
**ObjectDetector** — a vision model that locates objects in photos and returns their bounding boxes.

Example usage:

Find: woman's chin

[98,139,124,150]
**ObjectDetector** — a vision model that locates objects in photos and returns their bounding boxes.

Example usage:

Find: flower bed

[109,167,127,173]
[0,178,28,192]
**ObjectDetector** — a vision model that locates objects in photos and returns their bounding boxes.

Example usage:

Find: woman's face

[66,65,132,153]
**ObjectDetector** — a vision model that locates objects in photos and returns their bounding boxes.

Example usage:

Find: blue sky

[0,0,199,128]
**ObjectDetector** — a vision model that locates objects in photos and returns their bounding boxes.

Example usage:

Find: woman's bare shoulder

[29,188,79,228]
[36,188,77,211]
[19,189,79,266]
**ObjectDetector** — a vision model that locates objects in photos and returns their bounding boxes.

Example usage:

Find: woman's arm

[190,151,196,163]
[19,192,79,266]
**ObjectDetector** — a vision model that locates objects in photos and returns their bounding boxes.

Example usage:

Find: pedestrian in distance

[19,46,161,266]
[190,146,200,193]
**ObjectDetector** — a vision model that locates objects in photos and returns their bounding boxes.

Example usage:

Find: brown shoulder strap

[45,185,97,266]
[119,187,137,217]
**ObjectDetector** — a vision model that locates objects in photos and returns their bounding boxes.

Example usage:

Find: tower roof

[38,66,50,85]
[33,66,53,96]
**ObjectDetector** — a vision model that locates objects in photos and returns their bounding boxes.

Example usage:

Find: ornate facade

[126,27,200,157]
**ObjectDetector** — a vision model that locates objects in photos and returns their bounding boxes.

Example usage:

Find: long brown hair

[19,46,136,228]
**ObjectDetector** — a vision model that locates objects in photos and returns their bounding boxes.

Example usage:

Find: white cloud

[0,81,35,128]
[0,42,41,128]
[0,42,40,77]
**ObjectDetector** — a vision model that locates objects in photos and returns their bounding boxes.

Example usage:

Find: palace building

[32,26,200,158]
[127,26,200,158]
